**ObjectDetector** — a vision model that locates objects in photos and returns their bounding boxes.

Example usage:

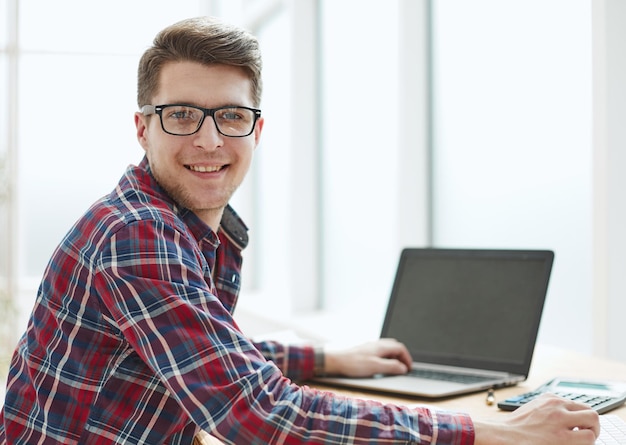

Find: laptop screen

[381,248,554,375]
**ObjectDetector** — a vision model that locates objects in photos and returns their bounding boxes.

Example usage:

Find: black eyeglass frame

[141,103,262,137]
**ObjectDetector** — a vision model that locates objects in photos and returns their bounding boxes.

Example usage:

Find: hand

[322,338,413,378]
[473,393,600,445]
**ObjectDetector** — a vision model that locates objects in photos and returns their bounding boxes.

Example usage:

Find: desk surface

[196,345,626,444]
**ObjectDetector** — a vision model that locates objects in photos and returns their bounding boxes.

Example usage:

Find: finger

[563,427,598,444]
[545,396,601,438]
[569,411,600,439]
[371,357,409,375]
[562,398,597,413]
[378,339,413,369]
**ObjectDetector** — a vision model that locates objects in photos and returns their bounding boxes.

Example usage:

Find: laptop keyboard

[597,415,626,444]
[407,368,496,384]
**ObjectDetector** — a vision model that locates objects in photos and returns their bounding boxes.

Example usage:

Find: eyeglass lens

[160,105,257,137]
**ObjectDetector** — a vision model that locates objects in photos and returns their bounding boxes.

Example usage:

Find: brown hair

[137,16,263,108]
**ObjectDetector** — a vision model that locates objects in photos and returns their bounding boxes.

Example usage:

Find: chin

[169,187,232,214]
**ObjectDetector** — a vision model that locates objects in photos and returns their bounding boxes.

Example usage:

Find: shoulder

[62,163,193,256]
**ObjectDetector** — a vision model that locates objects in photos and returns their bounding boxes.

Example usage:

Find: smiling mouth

[186,164,224,173]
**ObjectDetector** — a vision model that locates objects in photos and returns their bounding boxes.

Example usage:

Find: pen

[486,388,495,406]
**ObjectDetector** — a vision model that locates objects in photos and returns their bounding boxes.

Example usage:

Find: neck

[195,207,225,233]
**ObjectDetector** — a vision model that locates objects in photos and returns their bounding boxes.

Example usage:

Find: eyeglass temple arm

[140,105,156,115]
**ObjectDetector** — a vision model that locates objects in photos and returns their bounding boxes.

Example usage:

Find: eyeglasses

[141,104,262,137]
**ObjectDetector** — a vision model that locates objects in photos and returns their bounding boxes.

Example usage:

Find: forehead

[156,61,254,107]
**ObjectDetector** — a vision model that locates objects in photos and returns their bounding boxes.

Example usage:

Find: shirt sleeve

[96,219,475,444]
[251,340,317,382]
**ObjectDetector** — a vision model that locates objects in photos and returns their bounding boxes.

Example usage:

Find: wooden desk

[195,345,626,444]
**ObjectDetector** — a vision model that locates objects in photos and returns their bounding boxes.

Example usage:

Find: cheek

[144,134,182,161]
[236,147,255,174]
[144,144,181,180]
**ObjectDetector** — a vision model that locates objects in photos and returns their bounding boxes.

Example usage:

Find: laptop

[314,248,554,398]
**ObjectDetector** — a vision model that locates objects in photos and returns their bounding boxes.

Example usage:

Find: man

[0,16,599,444]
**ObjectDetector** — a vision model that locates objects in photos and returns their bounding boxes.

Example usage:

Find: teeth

[188,165,222,173]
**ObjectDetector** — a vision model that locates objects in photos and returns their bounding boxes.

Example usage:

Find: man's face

[135,61,263,227]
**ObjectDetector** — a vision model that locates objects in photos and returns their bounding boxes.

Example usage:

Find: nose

[192,115,224,150]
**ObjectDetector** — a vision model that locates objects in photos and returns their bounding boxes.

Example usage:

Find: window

[17,1,205,281]
[235,1,432,345]
[431,0,593,353]
[1,0,621,364]
[2,0,427,346]
[3,0,335,335]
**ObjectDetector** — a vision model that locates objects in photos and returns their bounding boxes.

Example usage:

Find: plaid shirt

[0,157,474,444]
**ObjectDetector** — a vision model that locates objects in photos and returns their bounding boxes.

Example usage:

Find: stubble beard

[153,169,237,219]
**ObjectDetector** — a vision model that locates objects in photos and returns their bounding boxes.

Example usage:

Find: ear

[253,116,264,148]
[134,112,150,152]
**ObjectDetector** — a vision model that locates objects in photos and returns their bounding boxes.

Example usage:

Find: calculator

[498,377,626,414]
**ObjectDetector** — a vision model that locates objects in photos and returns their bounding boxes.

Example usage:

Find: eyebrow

[160,101,252,109]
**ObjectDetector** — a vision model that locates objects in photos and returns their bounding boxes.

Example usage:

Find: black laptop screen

[380,248,553,375]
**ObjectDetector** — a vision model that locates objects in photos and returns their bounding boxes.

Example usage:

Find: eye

[171,111,190,119]
[216,107,252,122]
[165,106,199,120]
[217,109,243,120]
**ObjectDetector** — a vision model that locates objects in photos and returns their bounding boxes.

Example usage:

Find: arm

[319,341,601,444]
[474,394,600,445]
[322,338,412,377]
[251,340,318,381]
[98,220,474,444]
[252,337,412,381]
[255,336,601,444]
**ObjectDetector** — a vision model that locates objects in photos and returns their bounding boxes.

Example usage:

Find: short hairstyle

[137,16,263,108]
